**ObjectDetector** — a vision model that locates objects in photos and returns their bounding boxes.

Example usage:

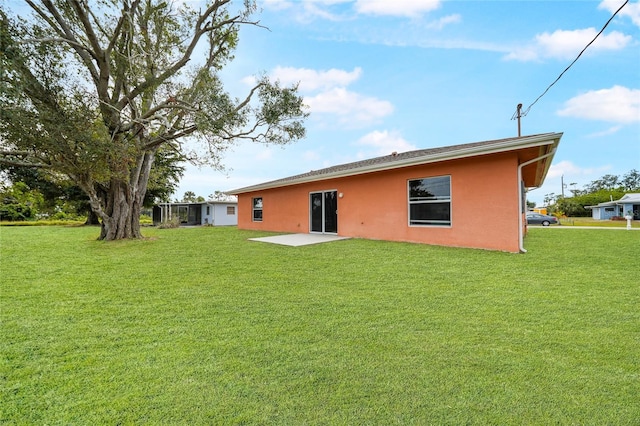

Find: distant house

[586,193,640,220]
[153,201,238,226]
[228,133,562,253]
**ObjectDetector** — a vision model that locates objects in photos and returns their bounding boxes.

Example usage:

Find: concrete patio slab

[249,233,351,247]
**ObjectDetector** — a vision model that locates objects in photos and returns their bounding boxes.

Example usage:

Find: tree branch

[109,1,142,104]
[68,0,115,118]
[114,1,259,112]
[20,36,91,52]
[144,125,198,150]
[0,151,51,168]
[234,82,263,113]
[68,0,103,59]
[29,0,100,83]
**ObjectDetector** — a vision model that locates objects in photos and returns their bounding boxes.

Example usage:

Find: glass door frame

[309,190,338,234]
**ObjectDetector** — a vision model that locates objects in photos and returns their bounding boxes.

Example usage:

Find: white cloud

[504,28,632,61]
[240,75,256,87]
[261,0,294,10]
[557,86,640,123]
[599,0,640,27]
[426,14,462,30]
[303,150,321,161]
[245,65,394,127]
[255,148,273,161]
[262,0,351,22]
[543,161,611,193]
[546,160,598,179]
[262,0,349,9]
[529,161,613,205]
[270,66,362,92]
[528,160,613,203]
[305,88,394,126]
[355,130,416,157]
[354,0,441,17]
[302,2,347,21]
[263,0,443,20]
[538,28,631,58]
[586,125,623,138]
[504,46,538,62]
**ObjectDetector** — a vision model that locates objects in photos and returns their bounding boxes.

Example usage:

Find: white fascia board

[229,133,562,194]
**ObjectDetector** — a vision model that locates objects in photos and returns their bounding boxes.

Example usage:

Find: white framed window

[252,197,263,222]
[227,206,235,215]
[408,176,451,226]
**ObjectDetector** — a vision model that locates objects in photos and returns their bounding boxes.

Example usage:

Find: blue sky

[176,0,640,206]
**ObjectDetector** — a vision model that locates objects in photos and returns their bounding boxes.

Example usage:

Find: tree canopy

[543,169,640,217]
[0,0,307,239]
[0,146,184,222]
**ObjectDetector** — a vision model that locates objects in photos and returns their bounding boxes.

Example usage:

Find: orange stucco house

[228,133,562,252]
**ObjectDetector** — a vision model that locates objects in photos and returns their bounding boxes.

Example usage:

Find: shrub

[140,214,153,225]
[157,217,180,229]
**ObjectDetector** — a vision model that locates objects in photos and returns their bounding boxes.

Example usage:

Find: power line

[512,0,629,120]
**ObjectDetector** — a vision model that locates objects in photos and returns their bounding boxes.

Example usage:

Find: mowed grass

[559,217,638,227]
[1,226,638,424]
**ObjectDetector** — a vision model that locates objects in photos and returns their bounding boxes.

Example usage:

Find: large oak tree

[0,0,307,240]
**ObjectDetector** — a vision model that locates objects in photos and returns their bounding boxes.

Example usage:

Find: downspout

[518,148,556,253]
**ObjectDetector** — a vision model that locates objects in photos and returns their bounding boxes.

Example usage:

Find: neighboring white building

[153,201,238,226]
[586,193,640,220]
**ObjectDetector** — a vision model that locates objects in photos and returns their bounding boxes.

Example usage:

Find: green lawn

[1,226,638,424]
[559,217,638,227]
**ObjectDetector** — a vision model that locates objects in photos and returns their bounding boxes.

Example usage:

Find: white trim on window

[252,197,263,222]
[407,175,452,227]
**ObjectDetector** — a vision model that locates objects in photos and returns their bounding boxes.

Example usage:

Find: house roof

[156,201,237,206]
[620,193,640,202]
[586,193,640,208]
[228,132,562,194]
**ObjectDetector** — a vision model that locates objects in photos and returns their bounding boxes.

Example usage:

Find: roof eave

[228,133,562,195]
[157,201,238,206]
[527,143,560,189]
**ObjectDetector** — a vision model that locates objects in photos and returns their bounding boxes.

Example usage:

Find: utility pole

[511,104,525,136]
[561,175,565,199]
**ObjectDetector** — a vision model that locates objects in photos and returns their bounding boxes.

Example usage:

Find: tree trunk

[84,210,101,225]
[98,180,138,240]
[95,150,155,241]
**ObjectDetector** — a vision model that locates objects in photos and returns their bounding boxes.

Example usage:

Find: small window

[206,206,211,215]
[252,197,263,222]
[604,207,615,212]
[227,206,235,215]
[408,176,451,226]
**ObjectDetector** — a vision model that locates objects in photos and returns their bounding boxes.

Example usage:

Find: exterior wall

[602,206,621,220]
[622,202,640,219]
[591,197,640,220]
[214,203,238,226]
[592,205,622,220]
[154,202,237,226]
[238,153,522,252]
[202,203,238,226]
[201,204,209,224]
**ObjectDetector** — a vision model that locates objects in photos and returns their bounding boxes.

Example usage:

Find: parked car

[526,212,559,226]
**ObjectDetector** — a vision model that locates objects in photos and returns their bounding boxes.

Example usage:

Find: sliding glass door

[310,190,338,234]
